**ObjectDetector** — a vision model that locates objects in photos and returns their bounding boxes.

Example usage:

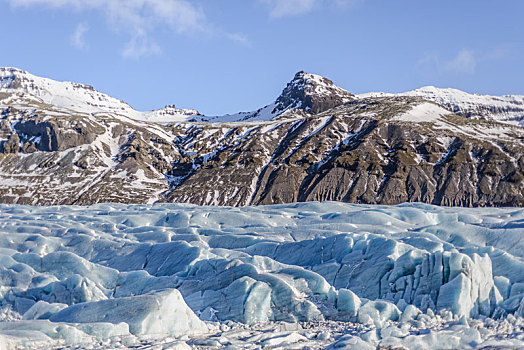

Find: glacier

[0,202,523,349]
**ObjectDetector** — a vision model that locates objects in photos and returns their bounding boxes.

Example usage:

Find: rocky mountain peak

[0,67,26,89]
[0,67,93,93]
[273,71,354,115]
[1,67,47,102]
[143,104,202,123]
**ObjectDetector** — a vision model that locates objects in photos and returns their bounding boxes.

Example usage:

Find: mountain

[0,68,522,206]
[0,67,201,122]
[359,86,524,127]
[199,71,355,122]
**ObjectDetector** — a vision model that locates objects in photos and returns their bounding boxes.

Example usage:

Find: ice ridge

[0,202,523,348]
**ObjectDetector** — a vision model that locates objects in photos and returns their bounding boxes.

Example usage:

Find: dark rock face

[163,105,524,207]
[0,133,20,153]
[14,118,103,152]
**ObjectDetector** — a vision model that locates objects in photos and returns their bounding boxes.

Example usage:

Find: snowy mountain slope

[0,67,136,115]
[0,202,524,348]
[142,104,201,123]
[359,85,524,127]
[0,68,352,124]
[0,68,523,206]
[0,67,201,122]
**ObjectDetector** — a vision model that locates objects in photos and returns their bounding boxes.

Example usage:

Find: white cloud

[415,49,476,75]
[226,32,251,47]
[121,29,161,58]
[259,0,316,18]
[444,49,476,74]
[415,52,440,72]
[4,0,206,57]
[6,0,205,32]
[481,46,513,62]
[70,22,88,50]
[333,0,361,8]
[259,0,360,18]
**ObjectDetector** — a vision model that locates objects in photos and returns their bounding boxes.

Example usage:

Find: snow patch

[394,102,449,123]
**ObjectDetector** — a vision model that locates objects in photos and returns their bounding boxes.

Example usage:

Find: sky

[0,0,523,115]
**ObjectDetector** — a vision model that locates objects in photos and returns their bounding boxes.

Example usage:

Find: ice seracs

[0,202,523,348]
[49,289,208,338]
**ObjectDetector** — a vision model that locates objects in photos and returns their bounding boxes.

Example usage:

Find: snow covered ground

[0,202,524,349]
[359,86,524,127]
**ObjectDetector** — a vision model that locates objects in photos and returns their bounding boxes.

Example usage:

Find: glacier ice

[49,289,207,337]
[0,202,523,348]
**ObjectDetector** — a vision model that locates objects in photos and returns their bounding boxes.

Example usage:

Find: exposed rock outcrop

[273,71,354,114]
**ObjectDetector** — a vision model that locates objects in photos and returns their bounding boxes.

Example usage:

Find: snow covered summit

[0,67,136,115]
[198,70,355,122]
[359,85,524,127]
[272,70,355,114]
[0,67,201,122]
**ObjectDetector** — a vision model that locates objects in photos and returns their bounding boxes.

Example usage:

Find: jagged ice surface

[0,202,524,349]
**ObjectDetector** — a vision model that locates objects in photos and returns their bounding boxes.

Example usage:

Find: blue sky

[0,0,523,115]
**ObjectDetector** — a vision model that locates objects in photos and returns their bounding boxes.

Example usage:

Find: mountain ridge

[0,68,522,207]
[358,85,524,127]
[3,66,523,126]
